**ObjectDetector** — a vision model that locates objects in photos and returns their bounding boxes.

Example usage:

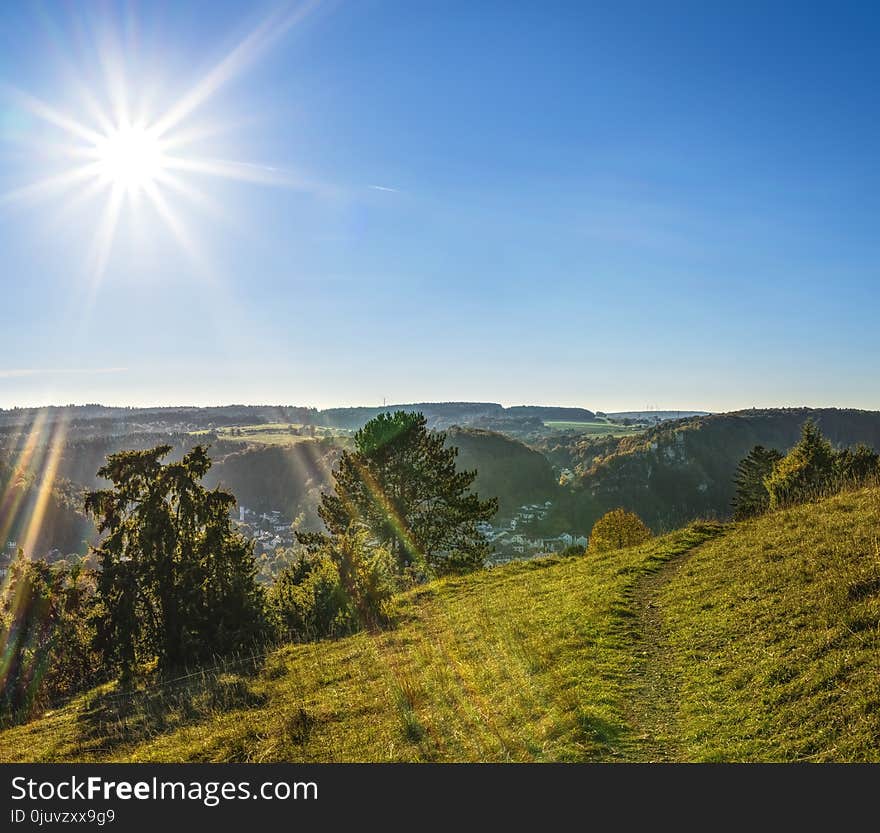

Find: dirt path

[622,537,711,762]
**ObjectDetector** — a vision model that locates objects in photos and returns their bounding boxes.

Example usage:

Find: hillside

[0,455,92,559]
[566,407,880,532]
[445,428,559,518]
[3,486,879,762]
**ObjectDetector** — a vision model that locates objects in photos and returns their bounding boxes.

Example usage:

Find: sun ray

[151,1,321,140]
[1,85,106,146]
[162,155,313,189]
[2,3,329,295]
[142,179,208,277]
[0,412,49,550]
[153,169,236,229]
[0,163,104,208]
[86,182,124,288]
[19,415,69,560]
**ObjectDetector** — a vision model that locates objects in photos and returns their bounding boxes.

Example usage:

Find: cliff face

[572,408,880,531]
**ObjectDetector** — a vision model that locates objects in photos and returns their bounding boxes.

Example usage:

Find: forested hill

[446,428,559,518]
[318,403,596,430]
[0,455,92,558]
[571,408,880,531]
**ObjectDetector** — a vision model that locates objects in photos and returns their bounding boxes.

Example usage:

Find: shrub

[269,530,397,640]
[0,555,100,723]
[587,509,652,553]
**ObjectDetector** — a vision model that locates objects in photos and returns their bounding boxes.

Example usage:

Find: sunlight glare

[94,125,164,192]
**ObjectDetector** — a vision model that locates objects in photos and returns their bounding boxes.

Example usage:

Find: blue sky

[1,1,878,412]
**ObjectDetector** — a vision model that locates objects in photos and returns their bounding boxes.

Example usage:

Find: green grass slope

[2,486,879,762]
[0,524,721,762]
[655,486,880,761]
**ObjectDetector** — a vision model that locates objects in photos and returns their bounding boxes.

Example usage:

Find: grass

[543,420,644,436]
[3,486,880,762]
[0,525,720,762]
[654,487,880,761]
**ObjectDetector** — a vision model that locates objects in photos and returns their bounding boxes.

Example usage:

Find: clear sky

[1,1,878,413]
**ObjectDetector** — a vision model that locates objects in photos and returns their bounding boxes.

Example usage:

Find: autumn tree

[587,508,652,553]
[299,411,497,576]
[85,445,266,676]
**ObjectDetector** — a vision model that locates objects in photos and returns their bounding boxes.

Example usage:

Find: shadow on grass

[76,668,268,755]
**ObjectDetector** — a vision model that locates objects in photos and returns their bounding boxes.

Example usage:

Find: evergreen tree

[85,445,266,676]
[732,445,783,520]
[764,420,836,510]
[299,412,497,575]
[833,443,880,484]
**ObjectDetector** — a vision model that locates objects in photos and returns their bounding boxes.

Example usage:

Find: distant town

[233,499,588,570]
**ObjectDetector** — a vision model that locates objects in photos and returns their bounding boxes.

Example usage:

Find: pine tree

[732,445,783,520]
[764,420,836,509]
[85,445,266,676]
[299,412,497,576]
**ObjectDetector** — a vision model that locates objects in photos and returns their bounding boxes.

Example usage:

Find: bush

[0,555,100,723]
[269,530,397,640]
[587,509,652,554]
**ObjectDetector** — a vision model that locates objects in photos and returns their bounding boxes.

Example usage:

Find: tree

[299,411,497,576]
[0,553,98,720]
[85,445,266,676]
[732,445,783,520]
[834,444,880,484]
[764,420,836,510]
[587,508,652,553]
[269,529,396,639]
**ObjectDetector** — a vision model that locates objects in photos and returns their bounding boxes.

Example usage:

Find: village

[233,499,588,569]
[235,506,298,556]
[479,500,588,565]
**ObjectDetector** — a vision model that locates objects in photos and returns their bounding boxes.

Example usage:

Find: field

[191,423,351,447]
[543,420,644,436]
[3,486,880,762]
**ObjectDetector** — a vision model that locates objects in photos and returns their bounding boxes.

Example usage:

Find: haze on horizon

[2,2,878,415]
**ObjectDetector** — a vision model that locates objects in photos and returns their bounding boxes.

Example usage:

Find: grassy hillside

[3,487,879,762]
[654,487,880,761]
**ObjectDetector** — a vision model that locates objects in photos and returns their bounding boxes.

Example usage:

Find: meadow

[543,420,644,437]
[3,486,878,762]
[191,423,351,447]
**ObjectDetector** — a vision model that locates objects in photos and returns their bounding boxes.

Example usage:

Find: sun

[1,3,320,285]
[93,124,164,192]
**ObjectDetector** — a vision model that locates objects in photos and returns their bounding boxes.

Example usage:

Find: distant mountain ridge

[316,403,596,430]
[0,402,598,433]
